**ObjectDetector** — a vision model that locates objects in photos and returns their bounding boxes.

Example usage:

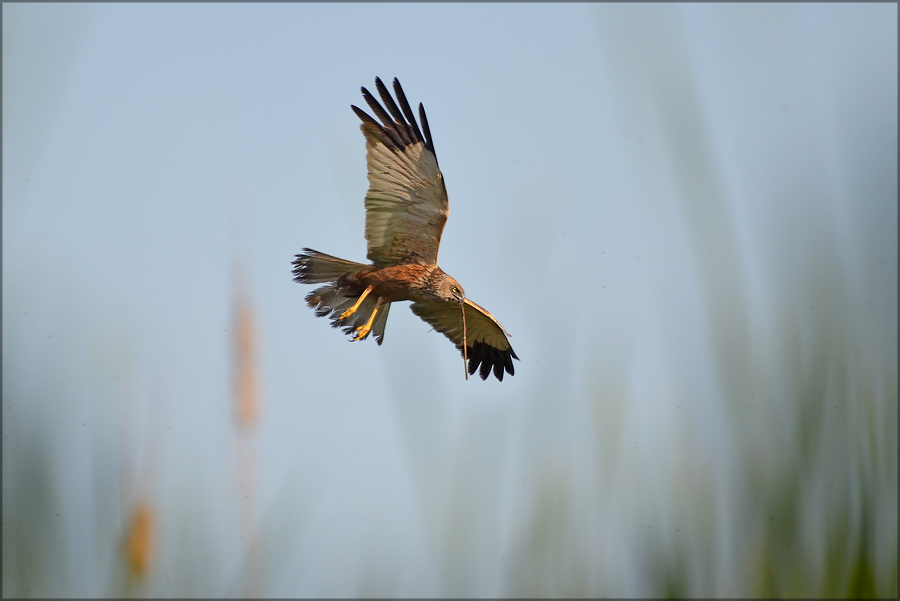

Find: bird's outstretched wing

[410,298,518,381]
[351,77,448,267]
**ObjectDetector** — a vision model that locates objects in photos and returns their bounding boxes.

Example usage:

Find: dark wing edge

[410,298,518,381]
[350,77,437,162]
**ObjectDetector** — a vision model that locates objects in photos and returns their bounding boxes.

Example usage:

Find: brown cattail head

[125,501,155,580]
[234,298,261,428]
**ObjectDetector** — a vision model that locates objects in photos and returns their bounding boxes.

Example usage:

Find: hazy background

[3,3,896,597]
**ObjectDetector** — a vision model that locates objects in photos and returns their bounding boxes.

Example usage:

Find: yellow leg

[339,285,373,321]
[352,299,383,341]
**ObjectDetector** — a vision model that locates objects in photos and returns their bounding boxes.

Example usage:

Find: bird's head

[438,275,465,304]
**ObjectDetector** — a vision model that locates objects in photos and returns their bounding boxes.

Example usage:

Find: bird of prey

[291,77,518,381]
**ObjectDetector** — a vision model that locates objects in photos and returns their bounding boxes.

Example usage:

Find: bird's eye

[452,287,459,294]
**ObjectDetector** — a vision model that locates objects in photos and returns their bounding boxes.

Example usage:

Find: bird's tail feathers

[303,282,391,345]
[293,248,390,344]
[292,248,367,284]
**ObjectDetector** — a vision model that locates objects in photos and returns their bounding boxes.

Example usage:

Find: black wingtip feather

[392,79,424,144]
[479,357,491,380]
[418,102,436,157]
[359,88,405,149]
[375,77,414,145]
[492,350,504,381]
[352,78,436,159]
[463,341,517,382]
[351,105,399,151]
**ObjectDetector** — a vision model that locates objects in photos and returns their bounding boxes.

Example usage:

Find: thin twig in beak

[460,300,468,380]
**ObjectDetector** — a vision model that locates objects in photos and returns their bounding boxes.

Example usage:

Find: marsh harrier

[291,77,517,381]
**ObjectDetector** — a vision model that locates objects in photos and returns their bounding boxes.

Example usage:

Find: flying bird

[291,77,517,381]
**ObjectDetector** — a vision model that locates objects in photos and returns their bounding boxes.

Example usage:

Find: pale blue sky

[4,3,897,597]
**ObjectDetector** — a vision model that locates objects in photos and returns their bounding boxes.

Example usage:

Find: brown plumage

[292,77,517,381]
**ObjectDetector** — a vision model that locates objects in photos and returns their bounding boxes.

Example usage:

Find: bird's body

[303,261,458,305]
[359,264,458,303]
[292,78,517,381]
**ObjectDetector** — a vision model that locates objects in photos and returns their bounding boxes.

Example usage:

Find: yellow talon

[352,298,383,341]
[352,322,372,341]
[339,285,373,321]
